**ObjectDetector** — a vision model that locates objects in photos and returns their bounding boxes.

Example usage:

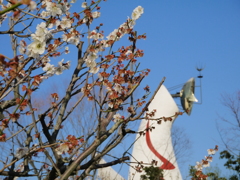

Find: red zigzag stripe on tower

[145,120,175,170]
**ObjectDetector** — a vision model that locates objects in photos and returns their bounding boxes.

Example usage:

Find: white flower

[60,16,72,29]
[85,59,96,68]
[60,2,69,14]
[106,29,119,41]
[207,149,216,155]
[55,143,69,155]
[46,2,63,16]
[40,11,50,18]
[28,40,46,55]
[62,33,80,45]
[88,30,97,39]
[85,53,98,69]
[120,19,136,31]
[15,147,28,159]
[113,113,121,122]
[131,6,144,20]
[31,33,46,43]
[88,30,104,41]
[53,59,71,75]
[81,2,87,8]
[92,11,100,18]
[29,1,37,11]
[127,19,136,28]
[41,57,50,64]
[113,83,122,93]
[35,22,48,37]
[134,6,144,15]
[202,160,210,167]
[205,156,213,162]
[95,40,106,51]
[27,50,40,59]
[89,66,99,74]
[195,161,202,171]
[58,59,71,70]
[86,52,98,61]
[43,63,56,75]
[131,11,140,21]
[55,67,63,75]
[31,22,49,42]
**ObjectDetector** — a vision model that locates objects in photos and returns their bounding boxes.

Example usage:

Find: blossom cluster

[194,145,218,180]
[85,6,144,74]
[0,2,148,179]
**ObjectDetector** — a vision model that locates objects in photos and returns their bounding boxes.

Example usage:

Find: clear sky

[96,1,240,179]
[1,0,240,179]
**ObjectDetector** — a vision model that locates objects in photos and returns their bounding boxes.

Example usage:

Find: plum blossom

[46,2,63,16]
[27,40,46,55]
[43,59,71,76]
[29,1,37,11]
[202,159,210,167]
[195,161,203,171]
[55,143,69,155]
[55,59,71,75]
[92,11,101,19]
[113,113,121,122]
[35,22,48,37]
[59,16,72,29]
[85,59,96,69]
[87,52,98,61]
[81,2,87,8]
[106,29,119,41]
[113,83,122,93]
[43,63,56,75]
[88,30,104,40]
[32,22,53,43]
[41,57,50,64]
[40,11,50,17]
[106,11,139,43]
[61,2,70,14]
[131,6,144,20]
[205,156,213,162]
[89,66,100,74]
[85,53,98,70]
[62,30,80,45]
[207,149,216,155]
[119,19,136,33]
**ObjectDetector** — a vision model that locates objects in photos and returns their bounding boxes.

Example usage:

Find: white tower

[129,85,182,180]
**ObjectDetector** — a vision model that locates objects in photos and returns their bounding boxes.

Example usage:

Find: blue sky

[0,0,239,179]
